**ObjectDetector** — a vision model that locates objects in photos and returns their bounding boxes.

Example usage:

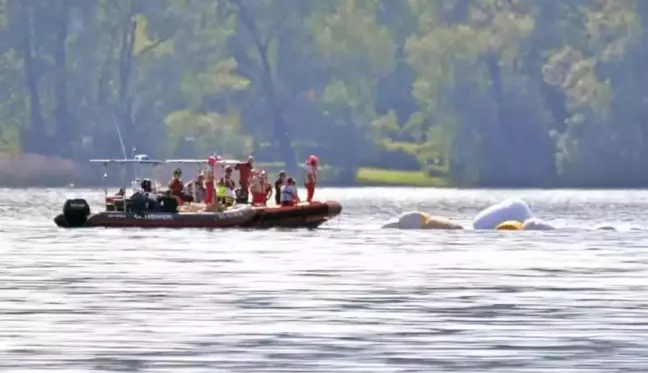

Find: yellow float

[421,215,463,230]
[495,220,523,230]
[384,211,463,230]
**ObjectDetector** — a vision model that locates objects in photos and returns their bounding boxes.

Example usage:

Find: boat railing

[89,155,246,207]
[165,159,242,167]
[90,155,165,200]
[165,158,243,203]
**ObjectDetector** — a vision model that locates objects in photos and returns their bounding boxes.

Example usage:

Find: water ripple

[1,188,648,372]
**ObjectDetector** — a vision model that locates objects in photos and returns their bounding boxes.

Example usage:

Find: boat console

[89,155,183,214]
[105,191,179,214]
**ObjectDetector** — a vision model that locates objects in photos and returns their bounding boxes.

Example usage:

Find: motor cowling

[156,195,178,213]
[130,192,157,213]
[62,198,91,227]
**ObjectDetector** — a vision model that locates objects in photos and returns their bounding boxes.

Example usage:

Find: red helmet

[308,155,318,166]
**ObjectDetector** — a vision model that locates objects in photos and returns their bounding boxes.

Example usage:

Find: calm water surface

[1,187,648,372]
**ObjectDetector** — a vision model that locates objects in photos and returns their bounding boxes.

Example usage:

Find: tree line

[0,0,646,187]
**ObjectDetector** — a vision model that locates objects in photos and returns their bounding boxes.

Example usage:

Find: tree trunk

[115,4,136,152]
[231,0,295,170]
[53,0,71,157]
[481,52,507,185]
[17,1,46,154]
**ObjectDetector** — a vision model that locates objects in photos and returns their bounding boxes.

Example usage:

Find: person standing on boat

[280,177,300,206]
[168,168,193,203]
[205,156,217,205]
[203,169,225,212]
[195,172,206,202]
[263,171,273,204]
[169,168,183,195]
[249,170,266,206]
[304,155,318,203]
[216,166,236,206]
[274,171,286,205]
[235,155,255,202]
[185,172,206,202]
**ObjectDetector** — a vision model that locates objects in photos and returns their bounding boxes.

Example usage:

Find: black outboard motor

[55,198,91,228]
[130,191,157,213]
[156,195,179,213]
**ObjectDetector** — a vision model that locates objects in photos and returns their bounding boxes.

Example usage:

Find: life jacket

[216,184,227,197]
[216,177,235,203]
[169,178,183,195]
[304,164,317,184]
[250,174,264,193]
[280,185,297,203]
[218,176,235,190]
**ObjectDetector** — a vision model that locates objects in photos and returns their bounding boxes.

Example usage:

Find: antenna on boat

[132,146,138,184]
[111,113,128,160]
[101,161,108,198]
[111,112,129,189]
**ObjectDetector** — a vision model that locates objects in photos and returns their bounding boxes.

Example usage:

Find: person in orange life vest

[304,155,318,202]
[168,168,193,204]
[280,177,300,206]
[168,168,183,195]
[250,170,267,206]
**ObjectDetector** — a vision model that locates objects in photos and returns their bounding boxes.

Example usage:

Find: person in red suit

[235,155,255,202]
[303,155,318,202]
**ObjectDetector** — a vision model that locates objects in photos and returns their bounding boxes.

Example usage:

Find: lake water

[1,187,648,372]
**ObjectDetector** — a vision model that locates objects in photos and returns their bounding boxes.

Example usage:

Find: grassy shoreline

[355,168,451,187]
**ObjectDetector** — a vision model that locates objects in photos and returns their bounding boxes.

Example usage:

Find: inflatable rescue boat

[54,198,342,229]
[53,156,342,229]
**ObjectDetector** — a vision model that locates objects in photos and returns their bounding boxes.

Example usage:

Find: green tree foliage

[1,0,648,186]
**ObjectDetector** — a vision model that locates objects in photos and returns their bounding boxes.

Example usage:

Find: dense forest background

[0,0,646,187]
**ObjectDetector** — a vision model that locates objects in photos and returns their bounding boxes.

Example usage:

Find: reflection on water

[1,188,648,372]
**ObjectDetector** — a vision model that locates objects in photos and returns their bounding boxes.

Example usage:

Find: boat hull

[245,201,342,229]
[54,200,342,229]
